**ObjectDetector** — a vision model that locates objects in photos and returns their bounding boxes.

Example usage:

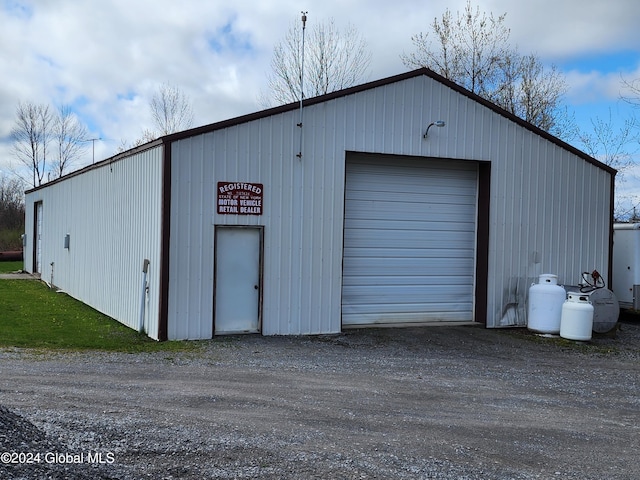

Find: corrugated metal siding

[168,111,344,338]
[168,74,611,336]
[487,130,612,326]
[24,148,164,338]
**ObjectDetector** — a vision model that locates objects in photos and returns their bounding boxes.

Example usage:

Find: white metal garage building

[23,69,615,340]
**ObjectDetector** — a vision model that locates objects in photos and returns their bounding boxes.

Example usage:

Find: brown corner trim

[157,142,171,341]
[608,172,616,286]
[475,161,491,325]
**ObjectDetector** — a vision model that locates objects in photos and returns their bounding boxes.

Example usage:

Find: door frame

[340,153,490,327]
[32,201,43,275]
[212,225,264,335]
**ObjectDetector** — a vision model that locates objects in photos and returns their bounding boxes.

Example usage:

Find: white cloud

[2,0,640,182]
[564,69,631,105]
[486,0,640,60]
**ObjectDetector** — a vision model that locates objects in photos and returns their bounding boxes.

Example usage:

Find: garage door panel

[343,285,473,303]
[344,298,472,316]
[349,169,477,189]
[342,275,474,287]
[343,256,475,273]
[342,156,478,326]
[345,249,473,260]
[345,233,475,247]
[345,230,475,249]
[346,200,477,221]
[346,210,475,224]
[346,219,475,232]
[346,190,478,205]
[342,310,474,325]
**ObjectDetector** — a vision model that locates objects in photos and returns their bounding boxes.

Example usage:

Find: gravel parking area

[1,322,639,479]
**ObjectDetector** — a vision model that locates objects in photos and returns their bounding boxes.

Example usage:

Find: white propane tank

[560,292,594,341]
[563,286,620,333]
[527,274,566,334]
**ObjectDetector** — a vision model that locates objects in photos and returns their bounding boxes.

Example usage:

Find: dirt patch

[1,323,639,479]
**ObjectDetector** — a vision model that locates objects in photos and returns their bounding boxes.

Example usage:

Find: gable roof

[27,68,615,194]
[164,67,615,175]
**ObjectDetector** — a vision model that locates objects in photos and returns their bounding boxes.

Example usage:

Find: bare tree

[121,84,194,150]
[621,76,640,108]
[11,102,53,187]
[115,139,130,154]
[402,1,511,97]
[577,110,639,220]
[51,105,89,179]
[0,174,25,251]
[130,129,158,148]
[490,53,567,132]
[578,111,638,171]
[150,83,194,135]
[11,103,90,185]
[402,1,567,133]
[119,128,161,153]
[263,16,371,106]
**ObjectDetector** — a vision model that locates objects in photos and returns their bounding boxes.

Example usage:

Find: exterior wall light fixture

[424,120,446,139]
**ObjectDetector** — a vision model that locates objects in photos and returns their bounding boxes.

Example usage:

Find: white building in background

[613,223,640,309]
[24,69,615,340]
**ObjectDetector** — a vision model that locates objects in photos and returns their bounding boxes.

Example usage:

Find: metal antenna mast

[296,11,307,159]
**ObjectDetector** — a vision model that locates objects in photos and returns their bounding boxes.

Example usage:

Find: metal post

[296,11,307,160]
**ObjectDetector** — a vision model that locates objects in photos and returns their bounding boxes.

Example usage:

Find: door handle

[254,285,258,290]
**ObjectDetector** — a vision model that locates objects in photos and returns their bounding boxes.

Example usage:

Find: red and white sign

[217,182,263,215]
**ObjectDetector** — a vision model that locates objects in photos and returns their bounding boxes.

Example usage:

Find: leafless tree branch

[11,102,52,187]
[11,103,91,185]
[401,1,567,133]
[150,83,194,135]
[51,105,89,179]
[263,17,371,106]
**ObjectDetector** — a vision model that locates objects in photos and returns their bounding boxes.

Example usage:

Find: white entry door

[214,227,262,334]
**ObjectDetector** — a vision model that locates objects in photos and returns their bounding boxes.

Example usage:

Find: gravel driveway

[1,323,639,479]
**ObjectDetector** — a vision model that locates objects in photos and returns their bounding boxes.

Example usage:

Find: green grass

[0,279,201,353]
[0,261,23,273]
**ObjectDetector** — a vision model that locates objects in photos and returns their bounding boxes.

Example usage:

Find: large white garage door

[342,154,478,326]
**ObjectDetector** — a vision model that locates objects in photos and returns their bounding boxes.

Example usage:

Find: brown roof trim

[162,70,427,143]
[417,69,617,175]
[25,139,163,194]
[163,68,616,176]
[26,68,615,196]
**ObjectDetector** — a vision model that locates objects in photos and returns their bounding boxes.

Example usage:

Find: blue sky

[1,0,639,215]
[564,52,638,74]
